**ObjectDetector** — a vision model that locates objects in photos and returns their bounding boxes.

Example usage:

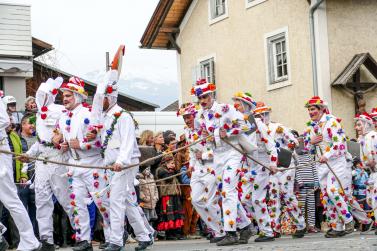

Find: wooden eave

[140,0,192,53]
[32,37,54,58]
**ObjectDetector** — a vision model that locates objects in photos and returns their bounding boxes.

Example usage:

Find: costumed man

[253,102,306,238]
[0,91,41,251]
[89,69,152,251]
[370,107,377,130]
[177,103,225,243]
[53,77,111,251]
[303,96,354,237]
[20,77,75,251]
[354,112,377,233]
[191,80,253,246]
[232,92,277,242]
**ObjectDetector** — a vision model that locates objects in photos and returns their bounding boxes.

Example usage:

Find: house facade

[0,2,33,110]
[141,0,377,136]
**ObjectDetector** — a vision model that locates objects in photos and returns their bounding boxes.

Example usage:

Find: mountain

[84,68,179,109]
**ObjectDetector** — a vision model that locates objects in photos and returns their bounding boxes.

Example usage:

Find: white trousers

[69,157,110,243]
[191,162,224,237]
[34,160,74,244]
[241,152,274,237]
[0,144,40,250]
[109,159,150,246]
[214,148,251,232]
[269,169,306,232]
[317,157,353,231]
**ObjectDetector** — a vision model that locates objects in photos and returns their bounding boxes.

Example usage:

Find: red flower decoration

[106,86,113,94]
[114,112,121,118]
[51,89,58,95]
[41,113,47,120]
[41,106,48,112]
[271,156,277,162]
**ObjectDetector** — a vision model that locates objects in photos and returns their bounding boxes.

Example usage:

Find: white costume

[304,108,353,231]
[182,108,224,238]
[92,70,151,247]
[26,78,75,246]
[57,78,111,243]
[267,121,306,233]
[0,97,40,250]
[201,101,251,232]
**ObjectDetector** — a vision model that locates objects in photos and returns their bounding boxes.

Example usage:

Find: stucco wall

[3,76,26,111]
[327,0,377,138]
[177,0,314,133]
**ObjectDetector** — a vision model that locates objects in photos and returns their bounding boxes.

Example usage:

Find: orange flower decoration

[208,83,216,91]
[225,209,231,215]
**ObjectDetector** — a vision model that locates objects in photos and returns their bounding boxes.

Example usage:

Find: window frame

[264,26,291,91]
[245,0,268,9]
[208,0,229,25]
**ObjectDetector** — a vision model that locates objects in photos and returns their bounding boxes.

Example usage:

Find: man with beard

[191,80,253,246]
[20,77,75,251]
[53,77,111,251]
[0,92,41,251]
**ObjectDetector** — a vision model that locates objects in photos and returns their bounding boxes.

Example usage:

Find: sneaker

[134,241,152,251]
[41,240,55,251]
[238,225,253,244]
[325,229,346,238]
[292,229,305,238]
[104,243,123,251]
[254,234,274,242]
[216,233,239,246]
[0,236,9,251]
[72,240,93,251]
[345,221,355,234]
[99,242,110,249]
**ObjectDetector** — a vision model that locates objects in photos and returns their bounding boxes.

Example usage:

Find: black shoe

[292,229,305,238]
[361,222,374,233]
[255,235,275,242]
[166,235,177,241]
[0,236,9,251]
[72,240,93,251]
[41,240,55,251]
[104,243,123,251]
[216,233,238,246]
[325,229,346,238]
[238,226,253,244]
[99,242,110,249]
[210,236,226,243]
[135,241,152,251]
[32,243,42,251]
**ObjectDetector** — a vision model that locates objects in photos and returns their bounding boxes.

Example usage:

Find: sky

[16,0,179,109]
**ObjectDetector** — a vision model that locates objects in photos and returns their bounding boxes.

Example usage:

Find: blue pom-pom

[106,130,112,136]
[66,119,71,126]
[84,118,90,124]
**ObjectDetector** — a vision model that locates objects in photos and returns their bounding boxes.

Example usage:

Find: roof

[332,53,377,89]
[33,60,160,109]
[162,100,179,111]
[32,37,54,58]
[140,0,192,52]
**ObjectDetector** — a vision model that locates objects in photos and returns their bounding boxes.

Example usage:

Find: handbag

[277,147,292,168]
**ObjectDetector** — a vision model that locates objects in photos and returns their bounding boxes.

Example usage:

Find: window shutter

[210,59,215,83]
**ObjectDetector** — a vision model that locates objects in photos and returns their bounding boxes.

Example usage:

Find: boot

[72,240,93,251]
[209,235,225,243]
[99,242,110,249]
[345,220,355,234]
[292,228,305,238]
[41,240,55,251]
[134,241,152,251]
[0,236,9,251]
[254,234,274,242]
[104,243,123,251]
[216,232,238,246]
[325,229,346,238]
[238,225,253,244]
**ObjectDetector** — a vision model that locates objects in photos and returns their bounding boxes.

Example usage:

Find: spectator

[24,96,37,114]
[3,96,23,129]
[163,130,176,146]
[138,167,159,224]
[18,114,38,237]
[352,165,370,228]
[155,154,184,240]
[165,137,178,152]
[139,130,154,146]
[151,131,165,175]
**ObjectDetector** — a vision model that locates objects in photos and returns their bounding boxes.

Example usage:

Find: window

[209,0,228,25]
[200,57,215,84]
[246,0,268,9]
[0,77,3,91]
[265,27,291,90]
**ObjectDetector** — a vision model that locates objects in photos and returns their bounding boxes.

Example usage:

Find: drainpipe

[309,0,325,96]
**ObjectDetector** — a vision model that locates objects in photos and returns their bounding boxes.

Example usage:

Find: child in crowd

[138,167,159,224]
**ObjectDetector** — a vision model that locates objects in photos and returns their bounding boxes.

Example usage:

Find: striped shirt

[294,152,319,187]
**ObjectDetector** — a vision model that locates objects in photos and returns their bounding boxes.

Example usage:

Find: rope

[0,135,212,171]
